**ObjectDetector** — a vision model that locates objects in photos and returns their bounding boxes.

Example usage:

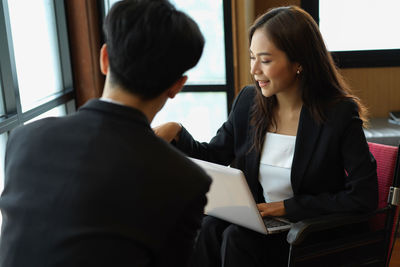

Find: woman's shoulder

[236,85,257,100]
[231,85,257,110]
[323,98,361,128]
[326,98,359,117]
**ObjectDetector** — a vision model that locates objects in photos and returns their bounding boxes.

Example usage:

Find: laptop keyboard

[263,217,290,228]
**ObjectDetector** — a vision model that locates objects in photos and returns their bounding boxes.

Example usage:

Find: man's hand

[257,201,286,217]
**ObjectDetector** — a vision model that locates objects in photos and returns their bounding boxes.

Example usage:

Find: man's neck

[101,82,166,123]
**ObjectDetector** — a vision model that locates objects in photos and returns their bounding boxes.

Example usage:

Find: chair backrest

[368,142,400,264]
[368,142,398,210]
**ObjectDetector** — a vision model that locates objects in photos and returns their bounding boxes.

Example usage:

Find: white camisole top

[259,132,296,203]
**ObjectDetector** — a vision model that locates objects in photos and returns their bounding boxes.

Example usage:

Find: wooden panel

[341,67,400,118]
[231,0,301,96]
[231,0,254,95]
[254,0,300,18]
[65,0,104,107]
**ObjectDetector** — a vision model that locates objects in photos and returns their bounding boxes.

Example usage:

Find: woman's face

[250,29,300,98]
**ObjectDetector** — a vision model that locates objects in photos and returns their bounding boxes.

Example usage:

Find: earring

[296,69,300,74]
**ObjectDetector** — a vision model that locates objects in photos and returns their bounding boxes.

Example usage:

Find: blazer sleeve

[175,86,254,166]
[284,101,378,222]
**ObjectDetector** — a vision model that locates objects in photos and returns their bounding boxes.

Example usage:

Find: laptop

[189,157,291,235]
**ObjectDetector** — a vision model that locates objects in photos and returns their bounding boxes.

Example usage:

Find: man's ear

[100,44,109,75]
[167,76,188,99]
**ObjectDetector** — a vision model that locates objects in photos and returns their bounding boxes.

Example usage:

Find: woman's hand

[153,122,182,143]
[257,201,286,217]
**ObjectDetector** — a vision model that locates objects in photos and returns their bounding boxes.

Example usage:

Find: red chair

[368,142,400,263]
[286,142,400,267]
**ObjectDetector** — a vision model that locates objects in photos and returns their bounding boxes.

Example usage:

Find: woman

[155,6,378,267]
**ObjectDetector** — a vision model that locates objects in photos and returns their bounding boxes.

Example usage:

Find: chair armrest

[286,213,372,245]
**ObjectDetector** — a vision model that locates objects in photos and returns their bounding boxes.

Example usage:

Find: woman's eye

[261,60,271,64]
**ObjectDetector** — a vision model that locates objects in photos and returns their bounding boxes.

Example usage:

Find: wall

[232,0,400,118]
[341,67,400,117]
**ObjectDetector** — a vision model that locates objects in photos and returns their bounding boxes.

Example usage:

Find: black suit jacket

[176,86,378,222]
[0,99,211,267]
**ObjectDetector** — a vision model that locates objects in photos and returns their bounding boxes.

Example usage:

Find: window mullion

[54,0,73,91]
[0,0,23,126]
[223,0,234,112]
[21,90,74,124]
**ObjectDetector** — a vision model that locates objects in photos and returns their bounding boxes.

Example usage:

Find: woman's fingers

[256,202,286,217]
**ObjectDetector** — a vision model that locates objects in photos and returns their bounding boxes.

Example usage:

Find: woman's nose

[250,61,261,75]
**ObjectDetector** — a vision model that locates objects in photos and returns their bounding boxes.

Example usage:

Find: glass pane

[8,0,63,111]
[24,104,67,125]
[0,132,7,229]
[319,0,400,51]
[170,0,226,85]
[152,92,228,142]
[105,0,226,85]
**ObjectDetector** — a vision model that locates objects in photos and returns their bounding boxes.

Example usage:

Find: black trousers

[189,216,289,267]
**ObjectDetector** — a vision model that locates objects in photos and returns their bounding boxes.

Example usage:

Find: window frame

[99,0,235,111]
[0,0,75,134]
[301,0,400,68]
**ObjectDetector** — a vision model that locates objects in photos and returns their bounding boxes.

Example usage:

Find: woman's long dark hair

[249,6,368,152]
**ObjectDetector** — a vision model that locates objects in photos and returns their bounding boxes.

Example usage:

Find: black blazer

[0,99,211,267]
[176,86,378,222]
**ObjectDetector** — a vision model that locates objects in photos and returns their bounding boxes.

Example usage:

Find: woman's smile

[257,80,269,87]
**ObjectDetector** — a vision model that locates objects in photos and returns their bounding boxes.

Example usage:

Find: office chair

[286,142,400,267]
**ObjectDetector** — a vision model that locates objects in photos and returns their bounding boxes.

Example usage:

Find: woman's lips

[258,80,269,87]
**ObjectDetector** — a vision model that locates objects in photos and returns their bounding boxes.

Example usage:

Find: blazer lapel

[291,106,322,193]
[245,122,265,203]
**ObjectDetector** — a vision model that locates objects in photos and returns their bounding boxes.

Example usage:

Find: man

[0,0,210,266]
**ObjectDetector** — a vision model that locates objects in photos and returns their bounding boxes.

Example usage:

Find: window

[152,92,227,142]
[170,0,226,85]
[0,0,74,200]
[102,0,234,142]
[302,0,400,67]
[8,1,64,111]
[25,103,68,125]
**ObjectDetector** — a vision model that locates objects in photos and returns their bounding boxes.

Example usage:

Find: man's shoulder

[8,116,59,141]
[151,137,211,185]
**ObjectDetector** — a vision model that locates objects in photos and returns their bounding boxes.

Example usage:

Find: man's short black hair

[103,0,204,99]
